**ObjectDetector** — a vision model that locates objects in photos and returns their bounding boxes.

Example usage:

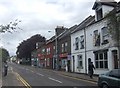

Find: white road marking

[36,73,44,76]
[48,77,62,84]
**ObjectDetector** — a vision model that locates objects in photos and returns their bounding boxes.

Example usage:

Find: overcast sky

[0,0,119,56]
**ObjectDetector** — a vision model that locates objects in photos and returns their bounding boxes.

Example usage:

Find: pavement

[1,66,24,87]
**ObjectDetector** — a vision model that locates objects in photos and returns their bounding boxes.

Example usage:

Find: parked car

[98,69,120,88]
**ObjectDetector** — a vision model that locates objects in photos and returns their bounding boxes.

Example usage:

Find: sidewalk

[2,67,23,87]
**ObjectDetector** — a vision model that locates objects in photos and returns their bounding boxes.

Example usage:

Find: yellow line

[15,72,32,88]
[59,74,97,84]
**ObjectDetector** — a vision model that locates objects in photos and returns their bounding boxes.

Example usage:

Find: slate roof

[71,15,95,34]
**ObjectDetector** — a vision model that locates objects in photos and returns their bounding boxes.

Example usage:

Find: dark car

[98,69,120,88]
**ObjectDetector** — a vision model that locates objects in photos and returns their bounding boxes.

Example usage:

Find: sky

[0,0,119,56]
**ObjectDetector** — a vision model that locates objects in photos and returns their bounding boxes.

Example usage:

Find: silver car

[98,69,120,88]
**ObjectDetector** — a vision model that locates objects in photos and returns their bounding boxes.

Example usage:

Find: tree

[106,6,120,68]
[0,48,10,62]
[0,19,22,33]
[16,34,46,65]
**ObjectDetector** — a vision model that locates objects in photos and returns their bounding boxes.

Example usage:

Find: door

[72,56,75,72]
[112,50,118,69]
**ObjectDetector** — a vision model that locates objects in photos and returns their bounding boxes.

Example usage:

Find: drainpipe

[55,34,58,70]
[84,28,87,74]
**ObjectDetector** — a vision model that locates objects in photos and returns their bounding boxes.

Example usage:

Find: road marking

[36,73,44,76]
[15,72,32,88]
[48,77,62,84]
[59,74,97,84]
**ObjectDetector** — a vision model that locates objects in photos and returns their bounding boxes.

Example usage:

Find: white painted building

[71,0,119,75]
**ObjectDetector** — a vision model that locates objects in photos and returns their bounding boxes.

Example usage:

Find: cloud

[0,0,118,56]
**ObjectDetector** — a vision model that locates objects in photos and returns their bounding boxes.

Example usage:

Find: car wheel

[102,83,109,88]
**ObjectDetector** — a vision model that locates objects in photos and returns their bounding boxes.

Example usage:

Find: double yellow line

[15,72,32,88]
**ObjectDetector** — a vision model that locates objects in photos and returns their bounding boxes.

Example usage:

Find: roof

[71,15,95,34]
[92,0,117,10]
[58,25,78,39]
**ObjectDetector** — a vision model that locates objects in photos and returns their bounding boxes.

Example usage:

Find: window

[48,47,50,54]
[62,43,64,53]
[53,46,55,50]
[53,46,55,54]
[47,58,50,66]
[61,59,67,69]
[101,27,109,44]
[96,8,103,21]
[77,55,83,69]
[80,35,84,49]
[65,42,68,52]
[42,48,45,54]
[94,50,108,69]
[93,30,100,46]
[46,48,49,55]
[75,37,79,50]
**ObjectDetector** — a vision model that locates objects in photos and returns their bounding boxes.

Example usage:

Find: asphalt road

[9,62,98,87]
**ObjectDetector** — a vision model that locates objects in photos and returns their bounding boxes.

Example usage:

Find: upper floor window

[48,47,50,54]
[93,30,100,46]
[75,37,79,50]
[46,47,50,55]
[80,35,84,49]
[101,27,109,44]
[65,42,68,52]
[96,8,103,21]
[53,46,55,50]
[47,48,49,55]
[42,48,45,54]
[62,43,64,53]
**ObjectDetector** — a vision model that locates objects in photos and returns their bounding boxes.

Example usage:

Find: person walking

[88,61,95,79]
[4,61,8,77]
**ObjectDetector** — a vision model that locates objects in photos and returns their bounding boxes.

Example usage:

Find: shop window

[94,51,108,69]
[47,58,50,66]
[77,55,83,69]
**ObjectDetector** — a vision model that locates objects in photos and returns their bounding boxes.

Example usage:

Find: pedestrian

[4,61,8,76]
[88,61,95,79]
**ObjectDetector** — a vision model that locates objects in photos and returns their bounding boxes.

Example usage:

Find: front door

[72,56,75,72]
[112,50,118,69]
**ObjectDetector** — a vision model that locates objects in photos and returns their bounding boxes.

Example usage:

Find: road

[4,62,98,87]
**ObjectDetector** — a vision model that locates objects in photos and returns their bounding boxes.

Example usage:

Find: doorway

[112,50,118,69]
